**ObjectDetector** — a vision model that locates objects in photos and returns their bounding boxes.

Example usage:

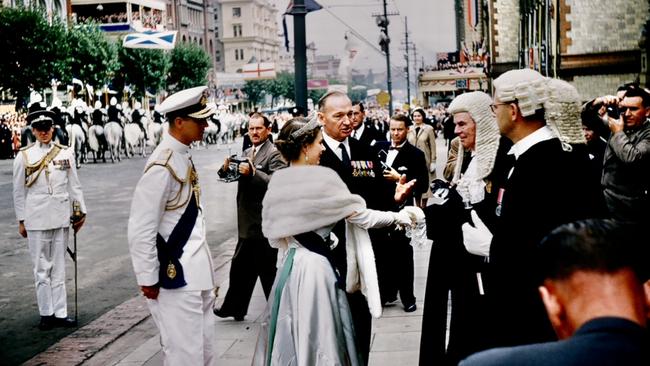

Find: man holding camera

[597,85,650,224]
[215,113,286,320]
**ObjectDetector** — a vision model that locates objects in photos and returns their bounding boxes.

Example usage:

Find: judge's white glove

[429,162,436,173]
[461,210,492,256]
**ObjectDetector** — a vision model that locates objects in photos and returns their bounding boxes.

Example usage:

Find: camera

[219,155,248,182]
[606,105,620,119]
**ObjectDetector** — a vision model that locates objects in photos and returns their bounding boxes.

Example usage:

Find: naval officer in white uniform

[13,110,86,330]
[128,86,217,365]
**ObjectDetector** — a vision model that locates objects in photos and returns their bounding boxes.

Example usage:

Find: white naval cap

[158,86,216,119]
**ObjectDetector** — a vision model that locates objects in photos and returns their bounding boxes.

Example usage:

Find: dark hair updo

[275,117,321,162]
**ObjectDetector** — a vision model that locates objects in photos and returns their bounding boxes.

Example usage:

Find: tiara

[290,113,321,139]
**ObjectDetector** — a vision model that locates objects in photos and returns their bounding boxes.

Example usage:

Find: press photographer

[215,112,287,320]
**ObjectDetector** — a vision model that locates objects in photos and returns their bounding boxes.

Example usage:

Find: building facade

[218,0,279,73]
[489,0,650,99]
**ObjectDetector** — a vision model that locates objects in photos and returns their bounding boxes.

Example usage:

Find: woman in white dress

[253,116,419,366]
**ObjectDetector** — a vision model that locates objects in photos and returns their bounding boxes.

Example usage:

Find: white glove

[394,210,415,228]
[430,187,449,205]
[429,162,436,173]
[461,210,492,256]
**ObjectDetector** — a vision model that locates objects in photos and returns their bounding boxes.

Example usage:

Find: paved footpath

[24,136,450,366]
[23,241,432,366]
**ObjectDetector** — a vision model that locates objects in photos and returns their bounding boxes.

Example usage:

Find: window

[233,24,242,37]
[232,7,241,17]
[240,49,244,61]
[216,50,221,62]
[235,49,240,61]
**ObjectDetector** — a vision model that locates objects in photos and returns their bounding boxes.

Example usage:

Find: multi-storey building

[4,0,68,22]
[218,0,280,73]
[488,0,650,99]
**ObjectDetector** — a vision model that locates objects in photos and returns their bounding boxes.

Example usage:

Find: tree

[67,23,120,90]
[348,86,367,102]
[266,71,294,107]
[242,79,267,107]
[168,43,211,93]
[0,6,70,110]
[116,44,169,98]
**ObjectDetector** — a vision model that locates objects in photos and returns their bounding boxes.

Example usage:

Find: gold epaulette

[19,143,34,151]
[144,149,187,184]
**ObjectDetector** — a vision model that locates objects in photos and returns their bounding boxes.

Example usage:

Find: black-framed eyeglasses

[490,102,511,113]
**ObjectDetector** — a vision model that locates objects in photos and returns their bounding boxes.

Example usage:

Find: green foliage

[116,43,169,98]
[308,89,326,103]
[168,43,211,93]
[0,6,70,109]
[242,79,267,106]
[67,23,120,88]
[348,87,367,102]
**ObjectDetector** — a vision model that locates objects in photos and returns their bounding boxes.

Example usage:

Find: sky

[276,0,458,73]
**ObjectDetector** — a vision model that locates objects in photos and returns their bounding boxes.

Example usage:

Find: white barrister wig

[447,91,500,182]
[493,68,550,117]
[544,78,587,148]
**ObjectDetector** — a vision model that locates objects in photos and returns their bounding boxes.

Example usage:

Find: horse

[87,125,108,163]
[147,122,163,147]
[65,124,86,169]
[104,121,123,163]
[124,122,146,158]
[203,120,220,146]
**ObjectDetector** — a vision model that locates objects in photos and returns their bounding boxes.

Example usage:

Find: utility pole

[374,0,398,116]
[403,17,411,107]
[291,0,308,111]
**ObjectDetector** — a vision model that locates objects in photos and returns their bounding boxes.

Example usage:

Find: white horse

[203,121,220,146]
[147,122,163,147]
[124,123,146,158]
[87,125,107,163]
[65,124,86,168]
[104,121,123,163]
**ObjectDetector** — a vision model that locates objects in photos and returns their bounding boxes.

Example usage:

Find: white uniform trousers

[26,228,69,318]
[147,289,216,366]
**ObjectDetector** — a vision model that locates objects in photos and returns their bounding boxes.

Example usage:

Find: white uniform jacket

[128,132,215,291]
[13,142,86,230]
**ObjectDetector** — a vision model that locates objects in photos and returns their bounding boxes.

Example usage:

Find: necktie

[339,143,350,167]
[251,147,256,159]
[389,146,400,151]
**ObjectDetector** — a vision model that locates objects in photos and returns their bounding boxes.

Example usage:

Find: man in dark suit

[318,91,385,364]
[374,114,428,311]
[351,100,382,147]
[215,113,287,320]
[463,69,603,348]
[461,219,650,366]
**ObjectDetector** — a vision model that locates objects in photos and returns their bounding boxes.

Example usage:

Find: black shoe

[38,316,54,331]
[404,303,417,313]
[213,307,244,321]
[53,317,78,328]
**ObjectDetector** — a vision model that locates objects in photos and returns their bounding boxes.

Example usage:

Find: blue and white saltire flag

[123,30,177,50]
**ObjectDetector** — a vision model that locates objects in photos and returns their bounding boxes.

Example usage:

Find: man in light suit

[215,113,287,320]
[461,219,650,366]
[128,86,217,365]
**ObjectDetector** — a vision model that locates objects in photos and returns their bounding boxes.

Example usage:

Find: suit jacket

[375,141,428,209]
[488,137,603,347]
[460,317,650,366]
[219,139,286,239]
[354,121,382,148]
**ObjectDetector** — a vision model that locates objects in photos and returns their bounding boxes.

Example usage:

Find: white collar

[323,131,349,154]
[391,140,407,149]
[508,125,554,160]
[162,131,190,155]
[37,141,52,149]
[353,123,365,139]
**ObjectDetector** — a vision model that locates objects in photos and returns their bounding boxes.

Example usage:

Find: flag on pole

[123,30,177,50]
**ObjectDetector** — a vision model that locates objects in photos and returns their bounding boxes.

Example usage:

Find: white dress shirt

[323,131,350,161]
